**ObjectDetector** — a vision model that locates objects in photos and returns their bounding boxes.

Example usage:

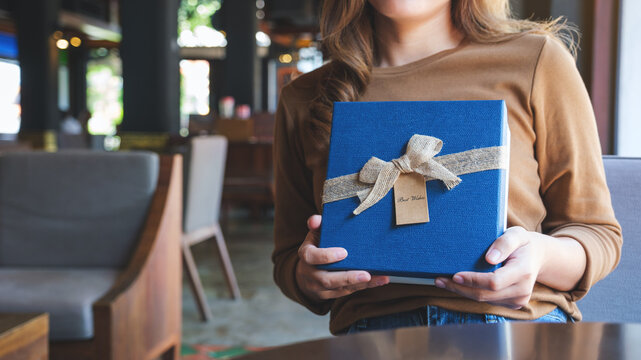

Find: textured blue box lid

[319,100,509,279]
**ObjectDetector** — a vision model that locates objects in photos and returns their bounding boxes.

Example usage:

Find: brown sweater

[272,33,622,335]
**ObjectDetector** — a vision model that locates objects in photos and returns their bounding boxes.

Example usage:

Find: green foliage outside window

[86,50,123,135]
[178,0,222,35]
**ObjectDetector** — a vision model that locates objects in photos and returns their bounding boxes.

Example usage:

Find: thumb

[486,226,528,265]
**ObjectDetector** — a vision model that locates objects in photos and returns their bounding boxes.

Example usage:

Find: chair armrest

[92,154,183,360]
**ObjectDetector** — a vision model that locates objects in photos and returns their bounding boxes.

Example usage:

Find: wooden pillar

[68,44,88,119]
[590,0,619,154]
[119,0,180,150]
[210,59,225,117]
[514,0,594,86]
[549,0,595,89]
[513,0,617,154]
[15,0,60,151]
[513,0,552,19]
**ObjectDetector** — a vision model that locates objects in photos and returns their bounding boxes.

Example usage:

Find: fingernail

[375,279,387,287]
[487,249,501,263]
[435,279,445,288]
[453,275,464,284]
[357,273,369,282]
[334,249,347,260]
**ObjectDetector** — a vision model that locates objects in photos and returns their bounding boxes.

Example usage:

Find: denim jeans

[346,306,573,334]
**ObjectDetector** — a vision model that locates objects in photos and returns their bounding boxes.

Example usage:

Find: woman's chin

[368,0,450,22]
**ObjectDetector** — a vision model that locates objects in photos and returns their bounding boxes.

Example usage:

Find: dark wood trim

[83,39,118,49]
[590,0,619,154]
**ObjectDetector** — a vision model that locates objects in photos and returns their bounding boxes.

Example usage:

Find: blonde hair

[308,0,578,147]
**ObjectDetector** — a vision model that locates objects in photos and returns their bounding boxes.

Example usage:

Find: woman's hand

[434,226,547,309]
[296,215,390,302]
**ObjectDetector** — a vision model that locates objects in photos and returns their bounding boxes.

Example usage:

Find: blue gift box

[319,100,509,283]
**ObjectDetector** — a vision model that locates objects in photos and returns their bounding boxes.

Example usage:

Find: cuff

[549,224,621,301]
[275,251,333,315]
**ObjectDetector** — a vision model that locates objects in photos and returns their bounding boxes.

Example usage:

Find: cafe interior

[0,0,640,359]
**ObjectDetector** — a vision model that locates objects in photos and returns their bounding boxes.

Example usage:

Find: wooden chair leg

[160,343,180,360]
[182,243,213,321]
[213,224,241,300]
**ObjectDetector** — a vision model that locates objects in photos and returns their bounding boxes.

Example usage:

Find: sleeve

[531,36,623,301]
[271,85,333,315]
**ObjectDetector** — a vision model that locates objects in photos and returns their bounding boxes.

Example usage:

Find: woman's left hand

[434,226,547,310]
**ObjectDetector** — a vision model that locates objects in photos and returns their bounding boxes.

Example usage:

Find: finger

[303,215,322,246]
[336,275,390,292]
[299,243,347,265]
[450,271,508,292]
[309,270,372,291]
[435,277,529,304]
[307,215,322,233]
[316,278,389,300]
[311,275,390,300]
[486,227,529,265]
[303,226,320,247]
[452,261,526,292]
[367,275,390,288]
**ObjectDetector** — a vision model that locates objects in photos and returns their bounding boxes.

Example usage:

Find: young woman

[272,0,622,334]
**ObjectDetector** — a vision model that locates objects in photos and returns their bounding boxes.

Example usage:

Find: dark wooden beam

[219,0,258,110]
[590,0,619,154]
[15,0,60,141]
[513,0,616,154]
[119,0,180,142]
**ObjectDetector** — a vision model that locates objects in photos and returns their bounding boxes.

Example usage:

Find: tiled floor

[181,218,332,347]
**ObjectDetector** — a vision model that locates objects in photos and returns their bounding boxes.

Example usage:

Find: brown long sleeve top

[272,33,622,335]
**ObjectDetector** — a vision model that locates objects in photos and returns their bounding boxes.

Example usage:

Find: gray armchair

[0,151,183,360]
[577,156,641,321]
[183,135,240,322]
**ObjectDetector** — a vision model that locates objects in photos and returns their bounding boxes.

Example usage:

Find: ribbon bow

[353,135,461,215]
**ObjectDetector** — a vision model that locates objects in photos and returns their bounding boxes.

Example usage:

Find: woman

[272,0,622,334]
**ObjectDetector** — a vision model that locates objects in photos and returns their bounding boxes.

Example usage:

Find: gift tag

[393,173,429,225]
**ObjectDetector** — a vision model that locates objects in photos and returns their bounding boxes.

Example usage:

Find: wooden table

[0,313,48,360]
[237,322,641,360]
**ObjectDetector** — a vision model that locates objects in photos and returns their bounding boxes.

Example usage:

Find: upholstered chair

[578,156,641,321]
[0,151,182,360]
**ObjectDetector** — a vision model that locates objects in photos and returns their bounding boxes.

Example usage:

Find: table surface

[237,322,641,360]
[0,313,48,359]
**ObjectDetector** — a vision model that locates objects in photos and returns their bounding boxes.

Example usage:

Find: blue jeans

[346,306,573,334]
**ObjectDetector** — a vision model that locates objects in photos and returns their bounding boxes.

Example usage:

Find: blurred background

[0,0,638,156]
[0,0,638,358]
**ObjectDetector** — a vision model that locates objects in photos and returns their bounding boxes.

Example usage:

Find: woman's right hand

[296,215,390,302]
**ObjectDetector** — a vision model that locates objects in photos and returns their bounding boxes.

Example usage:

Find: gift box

[319,101,509,283]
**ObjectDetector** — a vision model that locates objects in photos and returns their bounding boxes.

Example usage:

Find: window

[180,59,211,125]
[0,59,20,134]
[86,48,123,135]
[615,0,641,156]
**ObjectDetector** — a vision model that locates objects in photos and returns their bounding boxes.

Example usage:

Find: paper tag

[394,173,429,225]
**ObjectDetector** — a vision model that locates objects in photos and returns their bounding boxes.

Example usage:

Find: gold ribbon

[322,134,509,215]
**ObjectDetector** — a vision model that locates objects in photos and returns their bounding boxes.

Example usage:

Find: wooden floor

[181,217,331,347]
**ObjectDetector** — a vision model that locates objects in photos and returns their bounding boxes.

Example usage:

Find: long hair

[308,0,578,148]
